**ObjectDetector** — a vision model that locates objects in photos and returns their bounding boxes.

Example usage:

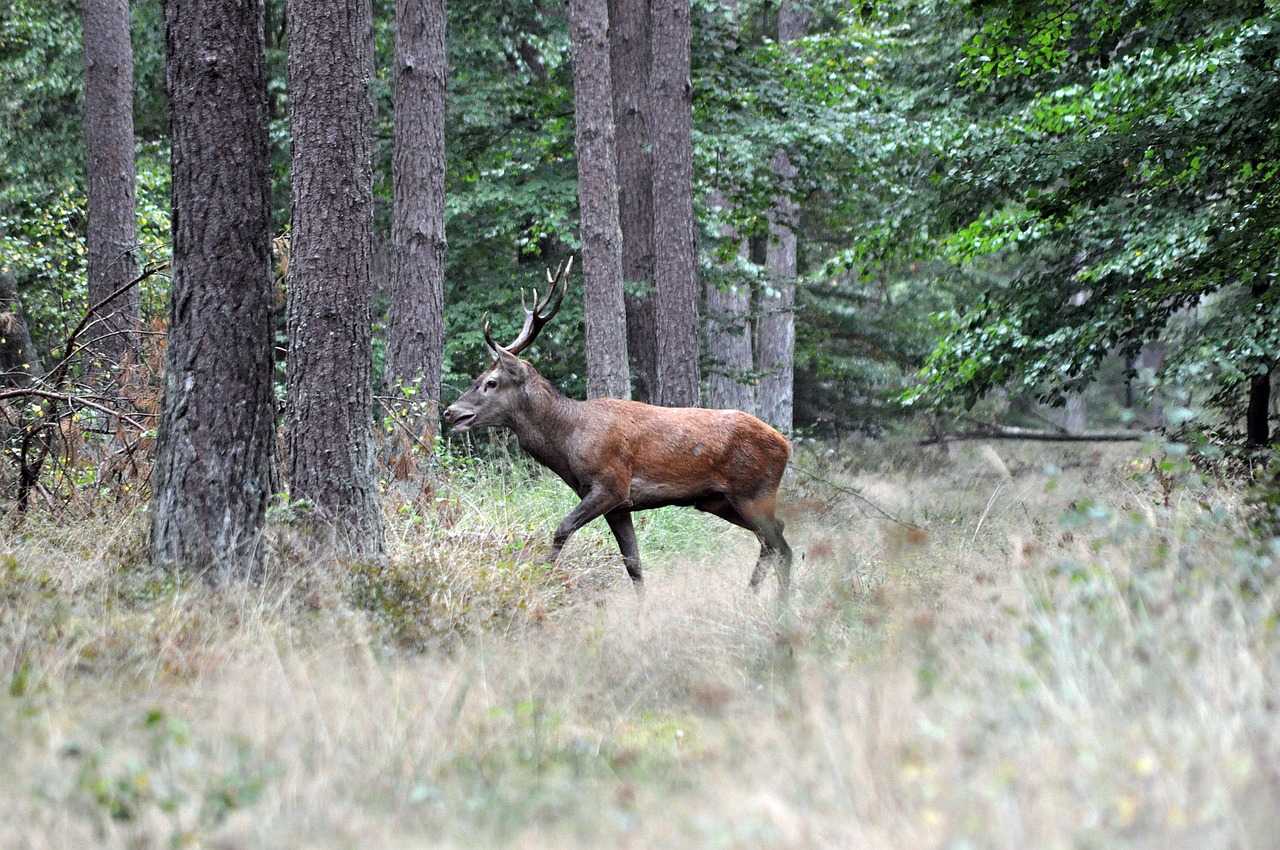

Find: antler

[483,256,574,358]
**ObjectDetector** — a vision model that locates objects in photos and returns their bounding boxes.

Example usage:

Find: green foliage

[910,0,1280,427]
[4,0,1275,438]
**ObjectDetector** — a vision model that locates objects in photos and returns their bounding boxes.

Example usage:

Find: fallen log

[920,425,1148,446]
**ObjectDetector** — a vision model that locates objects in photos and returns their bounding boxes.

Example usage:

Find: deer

[442,258,794,595]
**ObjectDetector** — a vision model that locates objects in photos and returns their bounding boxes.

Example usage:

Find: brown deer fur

[443,262,792,594]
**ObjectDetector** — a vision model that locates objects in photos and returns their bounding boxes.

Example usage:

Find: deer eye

[485,377,498,390]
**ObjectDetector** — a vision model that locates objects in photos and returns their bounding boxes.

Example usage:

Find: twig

[791,464,925,531]
[0,388,149,432]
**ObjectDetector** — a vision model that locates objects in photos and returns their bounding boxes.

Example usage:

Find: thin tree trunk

[1063,394,1087,434]
[1247,371,1271,447]
[0,271,42,387]
[757,0,806,433]
[570,0,630,399]
[1248,276,1272,447]
[704,191,755,412]
[286,0,385,556]
[82,0,139,371]
[152,0,278,579]
[650,0,700,407]
[609,0,657,401]
[702,0,753,413]
[386,0,448,438]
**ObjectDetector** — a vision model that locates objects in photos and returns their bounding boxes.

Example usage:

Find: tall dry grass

[1,441,1276,849]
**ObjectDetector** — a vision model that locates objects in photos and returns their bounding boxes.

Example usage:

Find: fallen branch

[920,425,1147,446]
[790,464,926,531]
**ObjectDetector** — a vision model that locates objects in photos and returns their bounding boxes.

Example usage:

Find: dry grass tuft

[1,442,1277,849]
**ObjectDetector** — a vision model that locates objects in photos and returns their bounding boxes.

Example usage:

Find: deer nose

[442,405,457,424]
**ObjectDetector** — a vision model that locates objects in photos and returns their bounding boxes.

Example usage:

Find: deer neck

[506,378,580,481]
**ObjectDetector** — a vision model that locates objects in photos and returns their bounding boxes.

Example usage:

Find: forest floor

[1,440,1277,849]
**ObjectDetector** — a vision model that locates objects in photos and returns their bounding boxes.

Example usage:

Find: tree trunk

[1248,370,1272,447]
[1064,394,1087,434]
[82,0,140,371]
[569,0,630,399]
[386,0,448,438]
[1247,372,1272,447]
[609,0,657,402]
[1247,276,1272,447]
[0,270,42,387]
[704,191,755,412]
[152,0,278,579]
[286,0,385,557]
[650,0,700,407]
[757,1,806,433]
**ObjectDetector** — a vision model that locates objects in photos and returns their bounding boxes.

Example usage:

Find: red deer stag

[443,258,793,594]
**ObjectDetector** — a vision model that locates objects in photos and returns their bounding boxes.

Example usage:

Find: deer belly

[628,475,705,509]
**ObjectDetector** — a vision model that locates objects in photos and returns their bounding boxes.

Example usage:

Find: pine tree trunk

[1248,277,1272,447]
[1247,370,1271,447]
[609,0,657,402]
[152,0,278,579]
[286,0,385,556]
[757,1,806,433]
[570,0,630,399]
[650,0,700,407]
[704,191,755,412]
[386,0,448,437]
[82,0,139,370]
[0,270,42,387]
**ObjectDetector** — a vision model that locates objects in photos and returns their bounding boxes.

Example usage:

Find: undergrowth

[1,441,1277,849]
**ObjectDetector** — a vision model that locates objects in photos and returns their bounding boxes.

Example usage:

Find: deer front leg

[549,483,631,562]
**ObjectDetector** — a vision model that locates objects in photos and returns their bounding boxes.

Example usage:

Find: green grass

[1,442,1277,849]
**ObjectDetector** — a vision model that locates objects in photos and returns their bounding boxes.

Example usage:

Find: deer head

[442,257,572,433]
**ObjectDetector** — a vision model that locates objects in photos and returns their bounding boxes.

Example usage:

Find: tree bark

[570,0,630,399]
[152,0,278,579]
[609,0,657,402]
[386,0,448,436]
[0,271,42,388]
[286,0,385,557]
[82,0,140,371]
[704,191,755,412]
[757,1,806,433]
[650,0,700,407]
[1247,370,1271,447]
[1247,276,1272,447]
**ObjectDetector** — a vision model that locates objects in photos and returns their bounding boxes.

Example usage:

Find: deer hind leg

[728,494,793,596]
[605,509,643,592]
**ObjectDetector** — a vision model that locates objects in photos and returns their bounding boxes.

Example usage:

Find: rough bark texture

[286,0,385,557]
[570,0,631,399]
[757,1,807,434]
[0,270,42,387]
[82,0,140,369]
[386,0,448,433]
[704,191,755,412]
[650,0,700,407]
[152,0,278,579]
[609,0,657,401]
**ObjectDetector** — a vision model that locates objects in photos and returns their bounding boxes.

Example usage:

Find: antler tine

[499,256,575,356]
[537,256,573,317]
[482,314,503,357]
